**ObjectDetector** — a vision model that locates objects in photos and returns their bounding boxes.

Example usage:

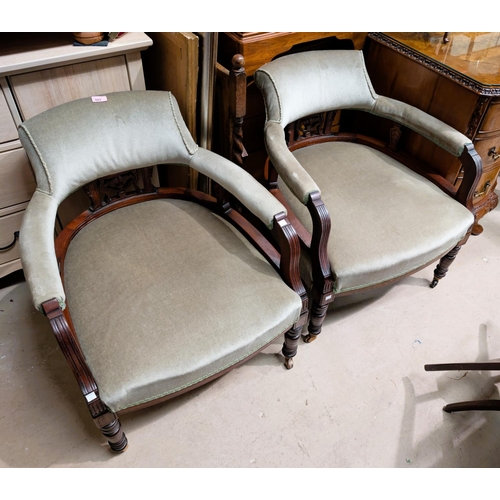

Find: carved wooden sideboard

[0,32,152,278]
[362,32,500,235]
[214,32,367,183]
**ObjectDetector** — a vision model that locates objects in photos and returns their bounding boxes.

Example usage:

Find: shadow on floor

[397,324,500,467]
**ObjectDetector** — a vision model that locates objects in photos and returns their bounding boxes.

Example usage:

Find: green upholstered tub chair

[18,91,308,452]
[254,50,482,342]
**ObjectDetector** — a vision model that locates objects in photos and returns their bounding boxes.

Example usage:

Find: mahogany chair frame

[262,112,483,342]
[42,168,308,452]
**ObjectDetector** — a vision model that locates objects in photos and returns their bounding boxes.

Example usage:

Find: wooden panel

[218,32,367,75]
[480,98,500,133]
[0,210,23,266]
[0,258,22,279]
[143,32,199,189]
[0,85,17,144]
[143,32,198,137]
[0,148,36,208]
[10,56,131,120]
[125,52,147,91]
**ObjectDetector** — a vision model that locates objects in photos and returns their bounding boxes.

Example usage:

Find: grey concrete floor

[1,196,500,468]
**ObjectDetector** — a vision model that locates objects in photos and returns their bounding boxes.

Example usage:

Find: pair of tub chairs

[19,50,482,452]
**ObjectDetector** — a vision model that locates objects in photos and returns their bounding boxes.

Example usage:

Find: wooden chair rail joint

[41,297,64,319]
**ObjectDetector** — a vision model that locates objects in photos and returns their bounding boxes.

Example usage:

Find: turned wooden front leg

[430,245,462,288]
[307,300,330,337]
[282,324,303,369]
[90,398,128,453]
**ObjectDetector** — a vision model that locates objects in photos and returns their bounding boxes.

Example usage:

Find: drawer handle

[488,147,500,161]
[474,180,491,198]
[0,231,19,251]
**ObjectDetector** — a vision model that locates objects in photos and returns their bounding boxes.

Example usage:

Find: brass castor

[284,357,294,369]
[302,333,318,343]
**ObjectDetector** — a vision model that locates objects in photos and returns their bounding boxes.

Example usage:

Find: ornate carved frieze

[466,96,491,139]
[369,33,500,96]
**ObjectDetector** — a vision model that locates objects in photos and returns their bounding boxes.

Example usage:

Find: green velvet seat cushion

[63,199,302,412]
[278,142,474,293]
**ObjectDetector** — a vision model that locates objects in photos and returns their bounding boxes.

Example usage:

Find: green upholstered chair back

[18,91,197,204]
[254,50,378,128]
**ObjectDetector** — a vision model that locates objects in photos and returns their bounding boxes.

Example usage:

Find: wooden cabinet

[362,32,500,235]
[0,32,152,278]
[217,32,367,77]
[214,32,367,183]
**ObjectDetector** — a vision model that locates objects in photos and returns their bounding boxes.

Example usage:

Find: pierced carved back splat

[285,110,339,146]
[83,167,155,211]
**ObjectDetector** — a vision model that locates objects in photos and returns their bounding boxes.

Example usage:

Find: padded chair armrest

[371,96,472,157]
[264,121,320,205]
[19,190,65,313]
[189,147,289,229]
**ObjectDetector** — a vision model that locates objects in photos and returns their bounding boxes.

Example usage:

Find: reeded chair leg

[282,324,303,369]
[430,245,462,288]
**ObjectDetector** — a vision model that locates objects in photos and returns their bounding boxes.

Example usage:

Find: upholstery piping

[358,51,379,101]
[256,69,283,125]
[18,124,53,195]
[168,91,198,156]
